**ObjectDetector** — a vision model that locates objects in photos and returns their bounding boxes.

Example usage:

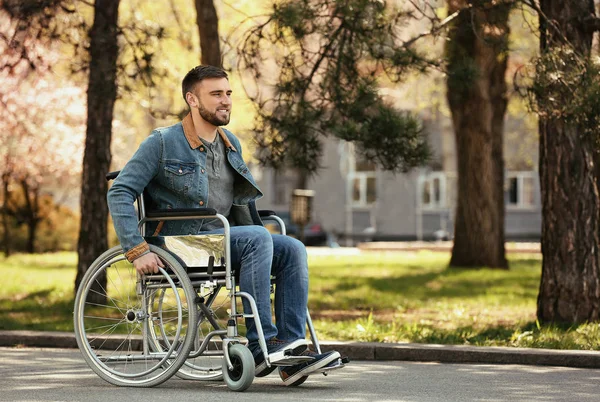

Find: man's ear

[186,92,198,108]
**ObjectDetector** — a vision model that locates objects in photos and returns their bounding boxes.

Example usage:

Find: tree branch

[402,9,460,48]
[581,15,600,33]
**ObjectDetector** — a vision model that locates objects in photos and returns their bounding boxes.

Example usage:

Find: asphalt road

[2,347,600,401]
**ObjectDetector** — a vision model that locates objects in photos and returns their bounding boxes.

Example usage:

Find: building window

[348,151,377,207]
[351,174,377,206]
[418,171,537,210]
[419,171,447,209]
[506,172,536,208]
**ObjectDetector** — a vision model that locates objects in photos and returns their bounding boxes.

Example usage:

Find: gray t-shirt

[199,134,235,231]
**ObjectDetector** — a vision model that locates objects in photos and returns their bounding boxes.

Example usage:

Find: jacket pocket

[163,161,197,198]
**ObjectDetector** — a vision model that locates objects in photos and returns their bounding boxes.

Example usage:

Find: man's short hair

[182,65,228,105]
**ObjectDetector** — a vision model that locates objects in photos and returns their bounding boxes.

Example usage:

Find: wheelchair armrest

[258,210,277,217]
[146,208,218,218]
[259,210,287,235]
[106,171,120,181]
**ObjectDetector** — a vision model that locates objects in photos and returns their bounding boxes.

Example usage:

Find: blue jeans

[215,225,309,349]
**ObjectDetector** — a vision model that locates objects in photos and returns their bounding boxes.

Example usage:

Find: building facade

[253,113,541,245]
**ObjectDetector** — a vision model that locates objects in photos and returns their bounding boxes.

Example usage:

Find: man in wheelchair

[107,65,345,386]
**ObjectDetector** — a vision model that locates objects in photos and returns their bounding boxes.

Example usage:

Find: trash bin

[290,189,315,244]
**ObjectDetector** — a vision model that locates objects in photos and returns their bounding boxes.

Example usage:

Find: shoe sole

[255,364,277,377]
[255,339,309,377]
[281,351,341,386]
[283,360,346,387]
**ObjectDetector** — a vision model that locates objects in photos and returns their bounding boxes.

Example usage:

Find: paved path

[3,330,600,369]
[2,347,600,402]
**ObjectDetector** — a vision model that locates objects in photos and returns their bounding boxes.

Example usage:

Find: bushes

[1,195,79,254]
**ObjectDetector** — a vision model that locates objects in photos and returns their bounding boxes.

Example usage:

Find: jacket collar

[181,112,237,152]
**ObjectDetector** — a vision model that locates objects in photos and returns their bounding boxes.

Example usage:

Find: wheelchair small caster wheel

[223,344,255,391]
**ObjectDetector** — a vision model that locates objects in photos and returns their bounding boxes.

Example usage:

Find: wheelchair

[73,171,343,391]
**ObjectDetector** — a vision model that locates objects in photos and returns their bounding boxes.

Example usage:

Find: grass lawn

[1,252,76,332]
[2,250,600,350]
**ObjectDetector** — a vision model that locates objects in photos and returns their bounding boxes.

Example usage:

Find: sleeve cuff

[125,241,150,262]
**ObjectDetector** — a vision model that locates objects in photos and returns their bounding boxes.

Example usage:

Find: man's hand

[133,252,164,275]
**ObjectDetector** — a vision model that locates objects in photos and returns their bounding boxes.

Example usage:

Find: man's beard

[198,102,230,126]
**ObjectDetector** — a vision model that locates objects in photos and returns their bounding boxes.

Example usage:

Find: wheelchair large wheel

[148,286,223,381]
[222,343,254,392]
[74,245,198,387]
[149,283,242,381]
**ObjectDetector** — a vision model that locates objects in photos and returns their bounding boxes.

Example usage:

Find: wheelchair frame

[73,171,325,391]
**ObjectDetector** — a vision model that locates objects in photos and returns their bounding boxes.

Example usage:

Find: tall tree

[530,0,600,323]
[445,0,511,269]
[195,0,221,67]
[0,1,85,255]
[236,0,432,183]
[75,0,120,298]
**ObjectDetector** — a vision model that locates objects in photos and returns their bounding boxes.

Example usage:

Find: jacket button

[199,201,204,206]
[201,169,205,174]
[200,147,205,152]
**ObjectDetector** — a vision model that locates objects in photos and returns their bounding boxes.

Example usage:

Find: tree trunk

[536,0,600,323]
[20,179,39,253]
[74,0,120,302]
[295,169,309,190]
[194,0,221,67]
[490,39,508,269]
[446,0,509,268]
[25,218,38,253]
[1,172,11,257]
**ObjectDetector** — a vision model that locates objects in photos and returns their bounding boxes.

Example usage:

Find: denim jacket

[107,113,264,261]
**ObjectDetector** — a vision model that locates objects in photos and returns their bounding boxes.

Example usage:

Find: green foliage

[272,0,317,39]
[115,10,168,98]
[314,318,600,349]
[238,0,435,175]
[36,203,79,252]
[360,104,430,172]
[1,193,79,253]
[523,46,600,140]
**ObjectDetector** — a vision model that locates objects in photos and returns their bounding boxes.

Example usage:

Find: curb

[319,341,600,368]
[2,330,600,369]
